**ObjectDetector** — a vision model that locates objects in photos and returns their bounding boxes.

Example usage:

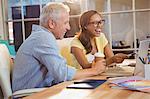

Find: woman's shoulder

[95,32,106,39]
[71,36,85,49]
[99,32,105,37]
[72,35,80,43]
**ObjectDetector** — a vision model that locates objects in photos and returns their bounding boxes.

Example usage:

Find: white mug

[144,64,150,80]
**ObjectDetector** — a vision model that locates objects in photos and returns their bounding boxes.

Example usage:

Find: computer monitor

[134,39,150,76]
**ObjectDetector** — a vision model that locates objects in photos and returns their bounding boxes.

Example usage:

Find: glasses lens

[89,20,105,27]
[99,20,105,25]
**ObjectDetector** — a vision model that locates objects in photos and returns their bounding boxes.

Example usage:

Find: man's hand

[92,59,106,75]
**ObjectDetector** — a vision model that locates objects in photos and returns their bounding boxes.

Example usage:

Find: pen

[74,79,106,84]
[145,57,148,64]
[74,80,97,84]
[139,57,146,64]
[127,52,136,58]
[148,56,150,64]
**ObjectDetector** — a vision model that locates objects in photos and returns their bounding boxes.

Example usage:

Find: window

[86,0,150,55]
[3,0,150,53]
[6,0,83,51]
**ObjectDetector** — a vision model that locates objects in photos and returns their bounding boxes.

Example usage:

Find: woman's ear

[48,19,55,29]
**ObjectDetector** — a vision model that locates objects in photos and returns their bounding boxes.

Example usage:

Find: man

[12,2,106,92]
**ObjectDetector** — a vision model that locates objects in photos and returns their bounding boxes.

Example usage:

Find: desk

[24,75,150,99]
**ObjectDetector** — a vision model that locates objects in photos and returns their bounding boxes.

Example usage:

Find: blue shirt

[12,25,76,92]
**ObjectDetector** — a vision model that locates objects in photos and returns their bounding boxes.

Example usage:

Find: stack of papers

[108,76,150,93]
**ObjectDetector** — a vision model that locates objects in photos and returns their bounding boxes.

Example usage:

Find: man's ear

[48,19,55,29]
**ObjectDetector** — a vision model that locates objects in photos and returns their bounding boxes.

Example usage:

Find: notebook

[134,39,150,76]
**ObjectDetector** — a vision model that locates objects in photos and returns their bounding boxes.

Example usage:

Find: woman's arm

[104,44,114,65]
[71,46,92,69]
[104,43,128,65]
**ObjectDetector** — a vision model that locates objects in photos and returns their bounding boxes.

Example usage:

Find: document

[108,76,150,93]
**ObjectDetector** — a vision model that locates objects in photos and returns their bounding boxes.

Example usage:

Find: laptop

[134,39,150,76]
[101,39,150,77]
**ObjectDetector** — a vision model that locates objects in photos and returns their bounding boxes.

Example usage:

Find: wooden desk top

[24,75,150,99]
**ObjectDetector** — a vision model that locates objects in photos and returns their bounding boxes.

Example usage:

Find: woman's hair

[79,10,101,54]
[40,2,70,27]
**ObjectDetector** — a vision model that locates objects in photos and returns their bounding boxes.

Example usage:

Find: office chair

[57,37,74,66]
[0,44,47,99]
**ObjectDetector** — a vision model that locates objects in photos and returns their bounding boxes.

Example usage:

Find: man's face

[53,12,70,39]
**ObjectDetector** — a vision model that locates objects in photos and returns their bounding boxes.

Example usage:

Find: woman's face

[86,13,104,37]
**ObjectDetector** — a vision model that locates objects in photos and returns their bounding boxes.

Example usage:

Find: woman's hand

[112,53,128,63]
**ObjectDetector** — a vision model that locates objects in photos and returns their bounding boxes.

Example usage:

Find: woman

[71,10,127,69]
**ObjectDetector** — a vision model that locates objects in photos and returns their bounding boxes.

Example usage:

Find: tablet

[67,79,106,89]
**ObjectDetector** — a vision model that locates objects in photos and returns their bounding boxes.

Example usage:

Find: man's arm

[72,59,106,80]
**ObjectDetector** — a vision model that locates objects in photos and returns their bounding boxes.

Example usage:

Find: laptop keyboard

[106,66,125,73]
[101,66,135,76]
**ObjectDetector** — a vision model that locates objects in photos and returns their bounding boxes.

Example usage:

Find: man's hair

[40,2,70,27]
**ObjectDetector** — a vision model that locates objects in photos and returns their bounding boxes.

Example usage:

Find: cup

[94,52,105,62]
[144,64,150,80]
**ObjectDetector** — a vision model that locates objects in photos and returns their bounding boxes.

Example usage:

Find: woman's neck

[90,37,98,54]
[90,37,95,45]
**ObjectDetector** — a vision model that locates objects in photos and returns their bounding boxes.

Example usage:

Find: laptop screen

[134,39,150,76]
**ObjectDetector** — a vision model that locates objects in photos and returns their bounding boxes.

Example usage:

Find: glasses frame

[88,19,105,27]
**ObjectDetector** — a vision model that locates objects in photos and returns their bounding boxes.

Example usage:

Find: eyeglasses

[88,19,105,27]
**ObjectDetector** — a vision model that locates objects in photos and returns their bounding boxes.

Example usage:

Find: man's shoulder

[31,26,55,43]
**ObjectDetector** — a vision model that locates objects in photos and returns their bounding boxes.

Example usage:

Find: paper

[109,76,144,84]
[119,80,150,89]
[108,76,150,93]
[116,59,136,66]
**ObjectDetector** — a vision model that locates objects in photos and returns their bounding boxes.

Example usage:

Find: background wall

[0,1,4,98]
[136,0,150,40]
[0,0,4,39]
[87,0,150,48]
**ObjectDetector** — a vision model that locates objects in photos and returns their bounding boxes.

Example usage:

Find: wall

[136,0,150,40]
[0,2,4,98]
[0,0,4,39]
[87,0,150,47]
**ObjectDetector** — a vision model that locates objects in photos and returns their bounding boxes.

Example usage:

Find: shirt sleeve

[33,33,76,83]
[96,33,108,53]
[100,33,108,46]
[70,37,84,50]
